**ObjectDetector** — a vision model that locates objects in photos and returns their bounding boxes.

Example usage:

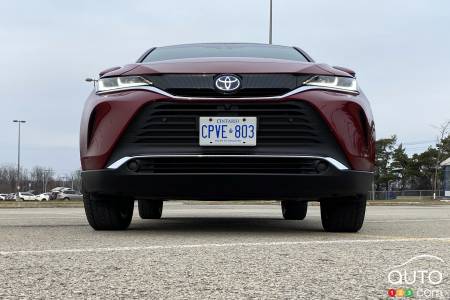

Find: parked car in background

[36,193,51,201]
[57,189,83,200]
[50,187,67,200]
[18,192,37,201]
[0,194,6,200]
[5,193,15,200]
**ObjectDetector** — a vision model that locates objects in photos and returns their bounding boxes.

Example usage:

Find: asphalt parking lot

[0,203,449,299]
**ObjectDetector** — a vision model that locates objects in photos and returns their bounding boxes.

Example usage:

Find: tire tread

[320,195,366,232]
[281,201,308,220]
[138,200,163,219]
[83,193,134,230]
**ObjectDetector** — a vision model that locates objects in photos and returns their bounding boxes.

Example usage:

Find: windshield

[142,44,308,62]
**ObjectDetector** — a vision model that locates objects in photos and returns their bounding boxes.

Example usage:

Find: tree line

[375,132,449,192]
[0,165,81,194]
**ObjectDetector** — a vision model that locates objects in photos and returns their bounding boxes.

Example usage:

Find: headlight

[97,76,151,92]
[304,76,358,93]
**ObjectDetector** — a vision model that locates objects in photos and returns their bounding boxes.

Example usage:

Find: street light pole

[13,120,26,201]
[269,0,273,44]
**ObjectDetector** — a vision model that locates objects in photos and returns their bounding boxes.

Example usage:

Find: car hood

[101,57,352,77]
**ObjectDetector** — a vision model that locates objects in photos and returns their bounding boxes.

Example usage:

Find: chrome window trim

[106,154,349,171]
[96,84,359,99]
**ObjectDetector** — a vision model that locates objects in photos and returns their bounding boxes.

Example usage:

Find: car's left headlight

[97,76,151,92]
[304,76,358,93]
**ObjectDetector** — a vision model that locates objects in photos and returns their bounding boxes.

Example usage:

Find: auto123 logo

[386,254,448,299]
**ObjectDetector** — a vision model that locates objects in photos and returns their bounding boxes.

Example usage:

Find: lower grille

[107,101,349,167]
[131,102,323,145]
[128,157,327,174]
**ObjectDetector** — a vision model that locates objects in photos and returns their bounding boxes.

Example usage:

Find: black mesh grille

[144,74,311,97]
[133,102,321,145]
[131,156,325,174]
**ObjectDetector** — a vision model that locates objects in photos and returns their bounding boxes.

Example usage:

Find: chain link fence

[368,190,447,200]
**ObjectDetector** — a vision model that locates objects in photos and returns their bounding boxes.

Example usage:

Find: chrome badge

[215,75,241,92]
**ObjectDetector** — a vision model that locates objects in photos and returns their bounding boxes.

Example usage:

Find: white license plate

[199,116,257,146]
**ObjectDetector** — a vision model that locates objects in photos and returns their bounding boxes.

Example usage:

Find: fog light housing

[127,160,140,172]
[315,160,329,173]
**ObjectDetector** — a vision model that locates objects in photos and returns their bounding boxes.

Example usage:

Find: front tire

[320,195,366,232]
[138,200,163,219]
[281,200,308,220]
[83,193,134,230]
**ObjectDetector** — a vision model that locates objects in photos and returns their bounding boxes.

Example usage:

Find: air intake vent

[132,102,323,145]
[128,156,326,174]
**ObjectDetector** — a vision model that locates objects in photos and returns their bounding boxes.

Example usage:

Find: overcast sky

[1,0,449,175]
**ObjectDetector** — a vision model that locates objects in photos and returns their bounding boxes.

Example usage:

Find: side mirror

[333,66,356,78]
[99,66,121,77]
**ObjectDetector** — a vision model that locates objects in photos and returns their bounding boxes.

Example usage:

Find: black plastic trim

[81,167,373,201]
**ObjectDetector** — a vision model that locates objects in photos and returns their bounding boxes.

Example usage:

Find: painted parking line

[0,216,82,220]
[0,212,83,216]
[366,218,450,223]
[1,237,449,256]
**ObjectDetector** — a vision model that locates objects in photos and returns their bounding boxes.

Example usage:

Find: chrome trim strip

[96,84,359,99]
[106,155,349,171]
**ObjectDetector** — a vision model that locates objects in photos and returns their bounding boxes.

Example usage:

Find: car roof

[155,42,294,49]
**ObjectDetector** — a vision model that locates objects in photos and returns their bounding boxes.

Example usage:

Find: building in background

[442,158,450,198]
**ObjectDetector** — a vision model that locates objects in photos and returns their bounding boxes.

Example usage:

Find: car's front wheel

[320,195,366,232]
[138,200,163,219]
[281,200,308,220]
[83,193,134,230]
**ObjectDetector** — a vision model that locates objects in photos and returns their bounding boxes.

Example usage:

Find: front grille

[108,101,349,167]
[144,74,311,97]
[132,102,322,146]
[130,156,326,174]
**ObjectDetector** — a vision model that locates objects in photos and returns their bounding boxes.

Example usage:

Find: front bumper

[80,90,375,172]
[81,156,373,200]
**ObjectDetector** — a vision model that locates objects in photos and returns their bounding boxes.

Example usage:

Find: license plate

[199,117,257,146]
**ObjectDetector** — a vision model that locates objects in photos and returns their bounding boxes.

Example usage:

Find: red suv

[80,43,375,232]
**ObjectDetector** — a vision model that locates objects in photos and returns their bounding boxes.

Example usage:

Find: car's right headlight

[304,76,358,93]
[97,76,152,92]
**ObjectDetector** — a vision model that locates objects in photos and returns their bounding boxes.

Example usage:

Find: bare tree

[433,120,450,198]
[0,164,19,193]
[0,165,56,194]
